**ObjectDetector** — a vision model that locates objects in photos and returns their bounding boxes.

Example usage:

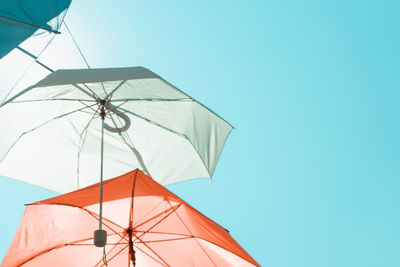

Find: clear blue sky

[1,1,400,266]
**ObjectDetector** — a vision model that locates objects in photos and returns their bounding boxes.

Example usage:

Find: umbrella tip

[94,229,107,247]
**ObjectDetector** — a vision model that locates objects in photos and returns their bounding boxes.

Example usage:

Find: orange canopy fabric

[2,169,259,266]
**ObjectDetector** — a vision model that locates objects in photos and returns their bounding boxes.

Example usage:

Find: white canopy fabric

[0,67,233,193]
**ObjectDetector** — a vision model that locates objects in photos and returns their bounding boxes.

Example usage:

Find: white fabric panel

[110,78,189,101]
[75,117,143,189]
[0,100,90,192]
[122,114,210,184]
[0,48,35,103]
[0,115,80,193]
[121,100,232,176]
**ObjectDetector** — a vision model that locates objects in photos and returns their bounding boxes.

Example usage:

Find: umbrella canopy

[0,67,232,193]
[0,0,72,103]
[1,169,259,266]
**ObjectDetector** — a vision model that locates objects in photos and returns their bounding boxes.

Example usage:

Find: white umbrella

[0,67,233,193]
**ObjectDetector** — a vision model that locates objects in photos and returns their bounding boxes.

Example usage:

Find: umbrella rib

[133,245,169,267]
[9,98,98,103]
[77,110,101,115]
[0,83,98,107]
[136,236,193,244]
[160,77,234,128]
[67,242,122,246]
[84,208,126,238]
[0,95,177,106]
[78,82,101,101]
[15,45,54,72]
[117,112,140,150]
[79,100,101,113]
[105,80,127,100]
[132,233,170,267]
[165,201,258,266]
[29,203,127,239]
[114,106,212,176]
[106,111,151,176]
[94,232,128,267]
[17,244,67,265]
[144,201,258,266]
[76,105,101,188]
[166,200,217,267]
[64,22,91,70]
[17,239,127,267]
[65,232,126,246]
[34,202,126,237]
[193,237,260,266]
[133,203,183,243]
[131,199,167,228]
[133,228,257,262]
[165,202,259,266]
[1,28,58,104]
[0,14,60,34]
[96,78,108,102]
[109,98,193,102]
[0,103,97,163]
[105,100,129,115]
[17,232,126,266]
[133,231,192,239]
[97,244,129,267]
[132,204,178,230]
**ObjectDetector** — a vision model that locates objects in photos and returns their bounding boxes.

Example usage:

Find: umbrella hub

[99,99,107,120]
[100,105,106,120]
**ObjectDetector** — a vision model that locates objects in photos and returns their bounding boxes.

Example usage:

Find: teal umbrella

[0,0,72,103]
[0,0,71,59]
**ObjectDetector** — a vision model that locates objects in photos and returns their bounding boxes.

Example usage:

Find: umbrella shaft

[99,116,105,229]
[127,228,136,266]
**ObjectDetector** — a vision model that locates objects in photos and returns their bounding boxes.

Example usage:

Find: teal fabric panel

[0,0,72,58]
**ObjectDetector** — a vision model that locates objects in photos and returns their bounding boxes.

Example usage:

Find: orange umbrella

[2,170,259,266]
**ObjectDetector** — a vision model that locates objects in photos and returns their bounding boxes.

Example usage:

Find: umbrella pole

[99,111,105,229]
[94,105,107,247]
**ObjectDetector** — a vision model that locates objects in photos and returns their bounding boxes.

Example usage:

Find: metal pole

[99,106,105,229]
[94,104,107,247]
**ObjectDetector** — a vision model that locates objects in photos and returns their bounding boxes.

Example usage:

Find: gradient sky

[1,1,400,266]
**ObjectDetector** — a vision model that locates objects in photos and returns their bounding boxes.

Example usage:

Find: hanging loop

[97,100,131,133]
[103,246,108,266]
[104,103,131,133]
